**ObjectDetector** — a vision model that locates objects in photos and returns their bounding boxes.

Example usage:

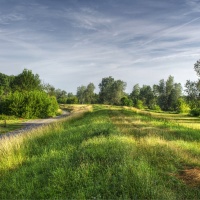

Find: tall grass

[0,105,199,199]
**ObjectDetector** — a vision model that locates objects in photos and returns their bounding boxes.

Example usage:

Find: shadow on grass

[107,108,200,142]
[0,123,23,134]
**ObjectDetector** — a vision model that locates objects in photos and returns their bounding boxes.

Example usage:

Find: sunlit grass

[0,119,26,134]
[129,107,200,129]
[0,105,199,199]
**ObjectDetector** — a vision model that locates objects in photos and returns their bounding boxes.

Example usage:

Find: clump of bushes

[121,96,133,107]
[135,100,144,109]
[190,108,200,117]
[151,105,162,112]
[177,98,190,114]
[1,91,58,118]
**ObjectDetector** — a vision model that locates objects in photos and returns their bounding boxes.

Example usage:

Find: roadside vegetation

[0,105,199,199]
[0,115,26,134]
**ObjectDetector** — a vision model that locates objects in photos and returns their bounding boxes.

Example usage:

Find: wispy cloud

[0,0,199,92]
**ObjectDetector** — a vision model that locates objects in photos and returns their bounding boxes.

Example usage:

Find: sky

[0,0,200,93]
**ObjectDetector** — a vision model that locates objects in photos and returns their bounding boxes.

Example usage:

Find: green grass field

[0,105,199,199]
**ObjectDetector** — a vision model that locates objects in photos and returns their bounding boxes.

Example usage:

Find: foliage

[76,85,87,104]
[190,108,200,117]
[99,76,126,105]
[11,69,42,92]
[0,72,14,95]
[139,85,155,108]
[151,104,161,111]
[42,83,68,103]
[130,84,140,106]
[194,59,200,77]
[155,76,182,111]
[121,96,133,106]
[66,96,78,104]
[177,98,190,114]
[135,99,144,109]
[1,91,58,118]
[185,80,200,109]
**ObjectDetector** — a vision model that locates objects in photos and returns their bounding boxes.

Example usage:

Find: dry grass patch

[177,168,200,187]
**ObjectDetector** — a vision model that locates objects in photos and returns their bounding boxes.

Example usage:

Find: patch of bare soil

[177,168,200,187]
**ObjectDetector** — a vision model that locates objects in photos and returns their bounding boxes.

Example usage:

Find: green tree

[130,84,140,106]
[84,83,95,104]
[43,83,56,96]
[76,85,87,104]
[185,59,200,111]
[0,73,14,96]
[99,77,126,105]
[170,83,182,110]
[66,96,78,104]
[139,85,154,108]
[156,76,182,111]
[194,59,200,77]
[99,76,115,104]
[11,69,42,92]
[185,80,200,109]
[111,80,127,105]
[55,89,67,103]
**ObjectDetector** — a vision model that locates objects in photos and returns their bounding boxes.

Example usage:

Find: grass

[0,118,26,134]
[0,107,74,135]
[0,105,199,199]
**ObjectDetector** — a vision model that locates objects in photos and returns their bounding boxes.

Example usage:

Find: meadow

[0,105,199,199]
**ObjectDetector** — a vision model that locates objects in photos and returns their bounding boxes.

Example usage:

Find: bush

[190,108,200,117]
[121,97,133,107]
[135,100,144,109]
[2,91,58,118]
[151,105,161,112]
[66,97,78,104]
[177,98,190,113]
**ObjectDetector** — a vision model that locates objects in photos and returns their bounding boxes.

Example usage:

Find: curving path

[0,110,70,140]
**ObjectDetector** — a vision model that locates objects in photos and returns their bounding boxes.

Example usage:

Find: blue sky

[0,0,200,93]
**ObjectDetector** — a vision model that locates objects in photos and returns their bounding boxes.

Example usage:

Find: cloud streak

[0,0,199,93]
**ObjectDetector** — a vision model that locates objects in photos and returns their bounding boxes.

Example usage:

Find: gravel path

[0,110,70,140]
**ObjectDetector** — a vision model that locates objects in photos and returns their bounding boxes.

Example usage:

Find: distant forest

[0,60,200,118]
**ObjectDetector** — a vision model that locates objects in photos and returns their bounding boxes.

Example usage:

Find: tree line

[75,60,200,116]
[0,59,200,118]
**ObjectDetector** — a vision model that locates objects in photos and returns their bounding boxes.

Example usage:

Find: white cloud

[0,0,199,93]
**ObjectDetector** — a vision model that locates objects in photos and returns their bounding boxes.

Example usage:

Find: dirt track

[0,110,70,139]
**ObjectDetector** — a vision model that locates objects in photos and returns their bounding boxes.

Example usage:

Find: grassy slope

[0,105,199,199]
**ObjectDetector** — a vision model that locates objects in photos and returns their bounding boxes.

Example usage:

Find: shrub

[177,98,190,113]
[2,91,58,118]
[121,97,133,107]
[66,97,78,104]
[190,108,200,117]
[135,100,144,109]
[151,105,162,112]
